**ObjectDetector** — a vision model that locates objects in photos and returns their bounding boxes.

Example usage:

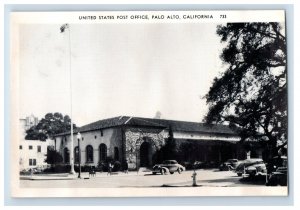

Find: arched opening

[99,143,107,162]
[63,147,70,164]
[114,147,119,161]
[140,142,151,167]
[86,145,94,163]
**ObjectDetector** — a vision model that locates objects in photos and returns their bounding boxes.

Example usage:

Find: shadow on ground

[161,184,204,187]
[239,175,267,185]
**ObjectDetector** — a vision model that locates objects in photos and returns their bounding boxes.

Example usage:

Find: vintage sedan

[219,159,239,171]
[152,160,185,175]
[266,166,287,186]
[235,158,267,177]
[266,156,287,174]
[266,156,288,186]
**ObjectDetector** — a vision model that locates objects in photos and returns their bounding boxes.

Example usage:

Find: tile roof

[54,116,238,136]
[136,117,237,135]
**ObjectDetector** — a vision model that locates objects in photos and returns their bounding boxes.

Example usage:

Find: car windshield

[270,156,287,167]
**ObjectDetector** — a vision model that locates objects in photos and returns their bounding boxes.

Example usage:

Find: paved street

[20,169,267,188]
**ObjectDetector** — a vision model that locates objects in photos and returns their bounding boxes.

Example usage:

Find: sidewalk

[162,181,236,187]
[20,170,148,180]
[20,173,78,180]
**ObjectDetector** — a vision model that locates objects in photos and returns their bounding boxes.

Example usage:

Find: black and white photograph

[10,10,288,197]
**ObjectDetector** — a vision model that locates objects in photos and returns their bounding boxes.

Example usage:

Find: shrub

[44,148,63,164]
[112,161,121,172]
[97,161,107,172]
[42,164,71,173]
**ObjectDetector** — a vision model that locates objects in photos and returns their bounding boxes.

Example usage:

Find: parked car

[219,159,239,171]
[266,156,287,174]
[32,167,43,173]
[235,158,267,177]
[266,156,288,186]
[193,161,205,169]
[266,166,287,186]
[192,160,219,169]
[152,160,185,175]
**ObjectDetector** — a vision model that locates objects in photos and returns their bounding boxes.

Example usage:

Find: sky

[19,22,226,126]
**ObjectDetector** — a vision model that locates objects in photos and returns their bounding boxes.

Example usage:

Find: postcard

[10,10,288,197]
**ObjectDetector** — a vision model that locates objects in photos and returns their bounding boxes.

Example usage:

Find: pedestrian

[124,160,129,174]
[107,161,113,176]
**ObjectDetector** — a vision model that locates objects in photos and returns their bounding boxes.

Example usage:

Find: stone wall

[124,128,167,170]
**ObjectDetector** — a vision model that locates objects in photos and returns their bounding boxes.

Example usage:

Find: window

[37,145,41,153]
[19,145,22,150]
[100,130,103,136]
[99,144,107,161]
[114,147,119,161]
[29,145,33,150]
[29,159,36,166]
[86,145,94,163]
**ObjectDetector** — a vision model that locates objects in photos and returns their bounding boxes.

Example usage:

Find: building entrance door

[140,142,151,167]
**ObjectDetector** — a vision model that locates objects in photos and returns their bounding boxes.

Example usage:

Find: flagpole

[62,24,75,175]
[69,25,76,175]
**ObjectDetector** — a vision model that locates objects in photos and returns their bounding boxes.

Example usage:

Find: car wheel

[178,168,182,174]
[170,172,174,174]
[152,172,156,175]
[237,173,242,176]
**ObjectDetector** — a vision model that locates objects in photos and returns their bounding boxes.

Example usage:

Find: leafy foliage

[162,127,177,159]
[205,23,287,154]
[25,112,77,141]
[44,147,63,164]
[153,127,177,163]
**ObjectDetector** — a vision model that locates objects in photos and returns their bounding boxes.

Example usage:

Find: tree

[25,112,77,141]
[45,147,63,164]
[162,126,177,159]
[205,23,287,156]
[153,127,178,163]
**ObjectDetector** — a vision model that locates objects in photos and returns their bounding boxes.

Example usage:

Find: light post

[77,132,82,178]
